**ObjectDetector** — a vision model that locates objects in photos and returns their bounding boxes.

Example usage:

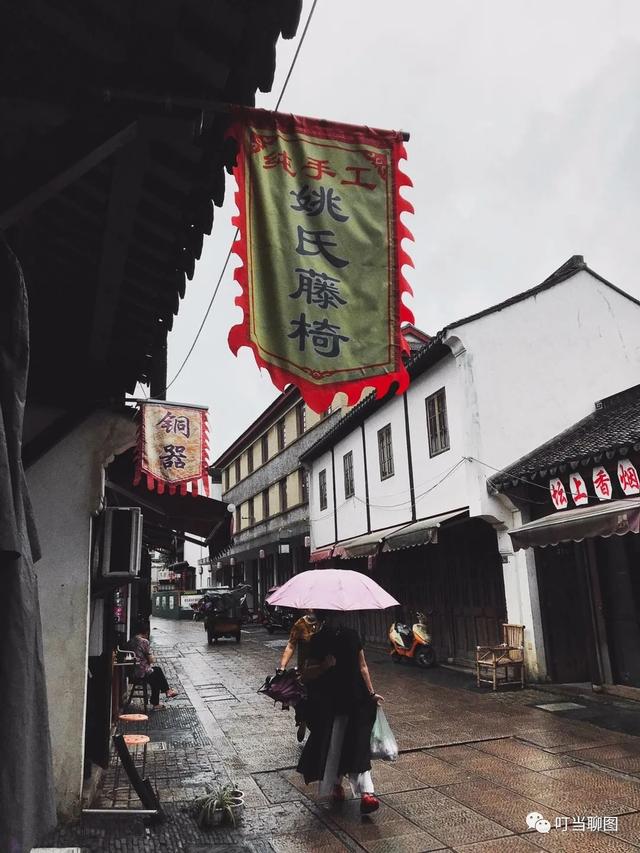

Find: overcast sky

[164,0,640,459]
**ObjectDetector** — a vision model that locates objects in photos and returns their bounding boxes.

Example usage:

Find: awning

[334,525,406,560]
[309,547,335,563]
[381,509,469,552]
[106,449,232,553]
[509,498,640,551]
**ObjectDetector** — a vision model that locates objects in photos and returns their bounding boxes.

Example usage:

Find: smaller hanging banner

[134,402,210,496]
[617,459,640,496]
[226,108,414,413]
[592,465,612,501]
[569,473,589,506]
[549,477,568,510]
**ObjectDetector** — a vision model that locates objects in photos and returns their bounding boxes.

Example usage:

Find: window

[299,468,308,504]
[261,433,269,464]
[279,478,288,512]
[247,445,254,474]
[224,468,230,491]
[343,451,355,498]
[276,418,286,451]
[377,424,394,480]
[262,489,270,518]
[295,401,306,436]
[247,497,255,526]
[234,458,241,482]
[319,469,328,511]
[426,388,450,456]
[235,506,241,531]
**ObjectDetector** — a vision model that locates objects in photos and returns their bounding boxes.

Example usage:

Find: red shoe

[331,784,345,802]
[360,793,379,814]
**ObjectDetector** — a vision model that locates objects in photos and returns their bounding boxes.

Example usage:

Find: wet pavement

[45,618,640,852]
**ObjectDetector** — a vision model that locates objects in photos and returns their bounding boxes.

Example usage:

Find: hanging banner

[226,108,414,412]
[617,459,640,496]
[549,477,568,510]
[592,465,612,501]
[134,402,209,496]
[569,473,589,506]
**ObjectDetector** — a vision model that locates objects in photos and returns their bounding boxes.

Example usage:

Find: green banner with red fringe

[227,109,414,413]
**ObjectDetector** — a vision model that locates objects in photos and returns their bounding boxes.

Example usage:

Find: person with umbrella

[277,609,320,742]
[266,570,398,814]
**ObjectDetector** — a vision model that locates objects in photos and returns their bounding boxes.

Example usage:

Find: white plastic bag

[370,708,398,761]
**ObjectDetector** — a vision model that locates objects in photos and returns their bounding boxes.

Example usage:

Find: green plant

[193,782,238,828]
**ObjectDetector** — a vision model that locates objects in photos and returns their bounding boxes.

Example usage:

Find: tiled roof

[490,385,640,490]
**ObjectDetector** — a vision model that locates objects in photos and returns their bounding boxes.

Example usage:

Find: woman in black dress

[297,611,384,814]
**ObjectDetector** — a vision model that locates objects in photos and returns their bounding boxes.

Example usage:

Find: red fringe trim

[226,107,414,413]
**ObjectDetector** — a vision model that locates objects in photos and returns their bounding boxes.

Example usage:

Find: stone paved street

[46,618,640,852]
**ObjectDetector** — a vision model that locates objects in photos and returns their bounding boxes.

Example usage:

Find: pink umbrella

[265,569,399,611]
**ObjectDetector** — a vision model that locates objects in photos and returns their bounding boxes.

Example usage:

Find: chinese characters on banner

[226,108,414,412]
[592,466,612,501]
[569,474,589,506]
[549,478,568,509]
[134,402,209,495]
[618,458,640,495]
[549,460,640,509]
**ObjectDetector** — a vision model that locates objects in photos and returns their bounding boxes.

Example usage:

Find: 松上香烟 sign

[227,108,414,412]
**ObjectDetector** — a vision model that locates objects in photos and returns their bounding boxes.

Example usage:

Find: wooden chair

[476,624,525,691]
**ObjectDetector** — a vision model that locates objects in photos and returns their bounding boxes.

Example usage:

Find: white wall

[364,401,413,532]
[309,449,335,549]
[27,410,135,818]
[333,432,368,541]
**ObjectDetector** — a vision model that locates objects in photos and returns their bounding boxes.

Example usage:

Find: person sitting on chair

[130,622,178,710]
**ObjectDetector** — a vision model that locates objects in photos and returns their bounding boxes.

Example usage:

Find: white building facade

[303,257,640,680]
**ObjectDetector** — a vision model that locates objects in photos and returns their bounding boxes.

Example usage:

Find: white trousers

[319,715,374,797]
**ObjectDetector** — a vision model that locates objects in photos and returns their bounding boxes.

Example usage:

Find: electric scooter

[389,611,436,668]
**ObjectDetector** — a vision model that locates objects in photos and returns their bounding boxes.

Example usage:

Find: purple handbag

[258,669,306,709]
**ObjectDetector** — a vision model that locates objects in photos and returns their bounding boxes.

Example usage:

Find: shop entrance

[595,535,640,687]
[535,542,598,683]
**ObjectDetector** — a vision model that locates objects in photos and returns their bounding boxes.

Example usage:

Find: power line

[163,0,320,394]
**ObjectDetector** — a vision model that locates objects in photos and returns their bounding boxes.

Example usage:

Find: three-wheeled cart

[203,585,250,645]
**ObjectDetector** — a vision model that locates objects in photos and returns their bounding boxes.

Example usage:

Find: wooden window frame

[261,433,269,465]
[279,478,288,512]
[319,469,328,511]
[262,489,270,519]
[377,424,394,480]
[276,418,286,452]
[247,445,254,474]
[426,387,450,457]
[343,450,355,498]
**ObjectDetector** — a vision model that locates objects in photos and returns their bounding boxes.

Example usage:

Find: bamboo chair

[476,624,525,691]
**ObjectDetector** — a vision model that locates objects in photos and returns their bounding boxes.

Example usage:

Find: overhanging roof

[508,498,640,551]
[1,1,301,404]
[106,449,231,552]
[490,384,640,490]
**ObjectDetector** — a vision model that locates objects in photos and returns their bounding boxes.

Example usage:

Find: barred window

[276,418,285,451]
[319,469,328,511]
[426,388,450,456]
[261,434,269,464]
[295,402,306,437]
[343,451,355,498]
[247,445,254,474]
[377,424,394,480]
[279,478,288,511]
[299,468,309,504]
[262,489,270,518]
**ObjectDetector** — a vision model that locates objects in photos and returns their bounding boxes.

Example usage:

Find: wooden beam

[0,122,138,231]
[89,127,148,362]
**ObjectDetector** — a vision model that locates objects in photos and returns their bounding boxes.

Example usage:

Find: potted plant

[192,783,245,828]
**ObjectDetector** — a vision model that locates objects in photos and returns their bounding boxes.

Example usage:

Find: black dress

[297,625,377,785]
